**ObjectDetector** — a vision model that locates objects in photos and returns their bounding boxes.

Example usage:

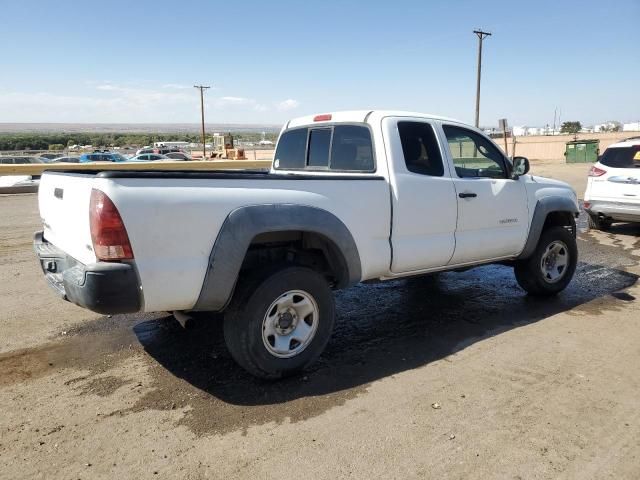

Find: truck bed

[38,169,392,312]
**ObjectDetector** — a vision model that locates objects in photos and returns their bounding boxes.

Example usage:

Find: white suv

[584,137,640,230]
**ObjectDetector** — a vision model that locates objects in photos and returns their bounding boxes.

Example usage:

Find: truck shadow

[134,259,638,408]
[599,223,640,239]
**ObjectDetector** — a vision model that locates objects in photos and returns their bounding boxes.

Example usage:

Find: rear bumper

[33,231,141,314]
[585,200,640,223]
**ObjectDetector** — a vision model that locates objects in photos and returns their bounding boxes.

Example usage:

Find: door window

[398,121,444,176]
[442,125,506,179]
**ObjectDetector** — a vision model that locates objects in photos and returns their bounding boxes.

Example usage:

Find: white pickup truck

[35,110,579,378]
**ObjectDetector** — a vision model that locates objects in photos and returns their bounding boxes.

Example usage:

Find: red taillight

[313,114,332,122]
[589,166,606,177]
[89,189,133,261]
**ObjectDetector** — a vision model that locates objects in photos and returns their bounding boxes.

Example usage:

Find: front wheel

[223,265,335,379]
[514,226,577,296]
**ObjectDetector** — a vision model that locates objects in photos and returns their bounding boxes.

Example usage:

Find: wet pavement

[2,186,640,479]
[2,213,638,438]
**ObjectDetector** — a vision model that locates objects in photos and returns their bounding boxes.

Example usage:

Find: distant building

[623,122,640,132]
[594,121,621,132]
[512,126,551,136]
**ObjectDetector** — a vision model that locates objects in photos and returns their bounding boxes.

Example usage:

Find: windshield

[600,146,640,169]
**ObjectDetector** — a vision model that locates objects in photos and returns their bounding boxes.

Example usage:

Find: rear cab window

[274,124,374,172]
[307,129,331,167]
[600,145,640,169]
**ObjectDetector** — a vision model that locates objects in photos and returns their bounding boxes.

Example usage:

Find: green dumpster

[565,139,599,163]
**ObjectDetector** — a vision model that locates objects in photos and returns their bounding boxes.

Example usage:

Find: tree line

[559,121,621,134]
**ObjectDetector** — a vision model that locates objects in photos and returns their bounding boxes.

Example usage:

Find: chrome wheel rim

[262,290,319,358]
[540,240,569,284]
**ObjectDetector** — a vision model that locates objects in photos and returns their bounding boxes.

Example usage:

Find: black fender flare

[193,204,362,311]
[518,196,578,259]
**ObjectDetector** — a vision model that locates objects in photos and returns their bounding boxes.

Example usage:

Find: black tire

[514,226,577,296]
[587,213,611,231]
[223,265,335,379]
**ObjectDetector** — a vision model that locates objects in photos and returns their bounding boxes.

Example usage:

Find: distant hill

[0,123,282,134]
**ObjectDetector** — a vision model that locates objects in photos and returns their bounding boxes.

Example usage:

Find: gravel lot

[1,162,639,479]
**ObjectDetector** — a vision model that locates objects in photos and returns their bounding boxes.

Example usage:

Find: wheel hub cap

[262,290,319,358]
[540,240,569,284]
[276,310,296,333]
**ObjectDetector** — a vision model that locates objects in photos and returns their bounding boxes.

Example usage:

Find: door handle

[458,192,477,199]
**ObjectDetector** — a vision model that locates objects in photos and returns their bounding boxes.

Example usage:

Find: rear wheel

[587,213,611,231]
[514,226,577,296]
[223,265,335,379]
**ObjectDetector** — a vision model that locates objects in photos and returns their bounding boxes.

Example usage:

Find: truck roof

[286,110,462,129]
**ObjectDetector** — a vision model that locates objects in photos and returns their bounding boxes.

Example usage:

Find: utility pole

[194,85,210,159]
[473,29,492,128]
[557,108,562,135]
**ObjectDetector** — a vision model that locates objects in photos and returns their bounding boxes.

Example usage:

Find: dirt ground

[1,162,639,479]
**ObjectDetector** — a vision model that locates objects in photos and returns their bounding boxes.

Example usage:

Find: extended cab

[35,111,579,378]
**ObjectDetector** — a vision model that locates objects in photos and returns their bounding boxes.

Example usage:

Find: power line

[473,29,492,128]
[194,85,211,159]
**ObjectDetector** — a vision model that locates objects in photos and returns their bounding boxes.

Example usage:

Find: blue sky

[0,0,638,127]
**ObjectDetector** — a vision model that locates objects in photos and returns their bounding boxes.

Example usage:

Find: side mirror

[512,156,530,178]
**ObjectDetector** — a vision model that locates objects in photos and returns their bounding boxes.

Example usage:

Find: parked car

[0,175,39,189]
[40,153,63,161]
[135,147,155,156]
[164,152,191,160]
[79,152,129,163]
[51,156,81,163]
[128,154,169,162]
[34,110,579,379]
[136,146,187,156]
[0,156,48,164]
[584,138,640,229]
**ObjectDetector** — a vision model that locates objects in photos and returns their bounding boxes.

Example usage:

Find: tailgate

[606,167,640,204]
[38,172,97,265]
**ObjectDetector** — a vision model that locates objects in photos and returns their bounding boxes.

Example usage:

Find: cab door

[438,123,529,265]
[384,117,458,273]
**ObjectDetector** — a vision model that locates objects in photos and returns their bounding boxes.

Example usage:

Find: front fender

[518,196,579,259]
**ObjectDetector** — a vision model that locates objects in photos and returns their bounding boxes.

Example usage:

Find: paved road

[1,172,639,478]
